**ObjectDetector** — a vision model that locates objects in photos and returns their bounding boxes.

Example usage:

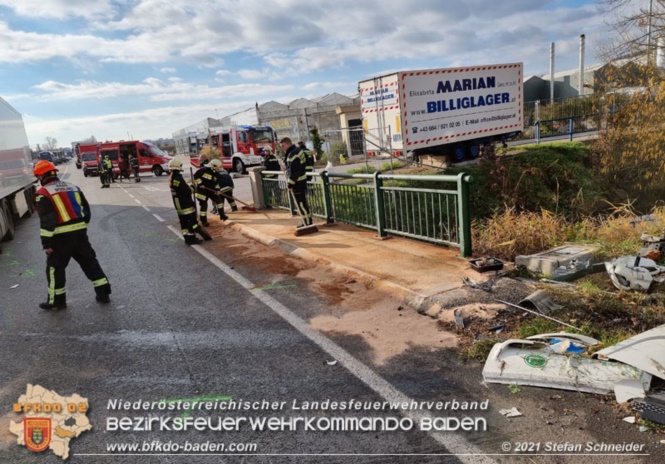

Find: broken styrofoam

[604,256,665,292]
[482,339,651,395]
[623,416,636,424]
[499,407,522,418]
[615,379,648,404]
[526,332,600,346]
[596,324,665,380]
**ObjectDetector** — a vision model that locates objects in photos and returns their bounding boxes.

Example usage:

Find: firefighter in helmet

[33,160,111,310]
[168,158,211,245]
[194,158,227,224]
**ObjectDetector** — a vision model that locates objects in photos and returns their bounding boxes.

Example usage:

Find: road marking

[142,205,150,212]
[128,194,135,198]
[134,199,142,205]
[153,214,165,223]
[166,225,494,463]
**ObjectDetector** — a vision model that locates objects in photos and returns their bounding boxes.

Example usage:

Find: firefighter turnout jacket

[36,178,90,249]
[285,145,307,186]
[169,170,196,216]
[194,166,219,200]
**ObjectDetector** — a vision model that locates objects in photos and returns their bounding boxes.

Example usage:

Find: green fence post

[373,171,387,238]
[320,171,334,224]
[457,173,472,257]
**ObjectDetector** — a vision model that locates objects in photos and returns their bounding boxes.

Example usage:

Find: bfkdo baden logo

[10,384,92,460]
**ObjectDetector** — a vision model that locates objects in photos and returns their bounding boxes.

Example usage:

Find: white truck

[359,63,523,162]
[0,97,36,242]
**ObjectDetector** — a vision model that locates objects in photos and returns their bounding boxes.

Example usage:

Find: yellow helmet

[168,158,183,170]
[209,159,223,170]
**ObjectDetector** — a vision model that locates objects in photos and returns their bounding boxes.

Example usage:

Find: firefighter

[262,147,281,177]
[280,137,313,228]
[98,155,110,188]
[129,154,140,182]
[168,158,211,245]
[297,141,316,174]
[33,160,111,310]
[194,158,227,225]
[106,155,116,183]
[213,163,237,213]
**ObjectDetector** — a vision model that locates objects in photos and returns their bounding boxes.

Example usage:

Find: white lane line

[134,199,142,205]
[153,214,165,223]
[128,194,135,198]
[166,225,494,463]
[142,205,150,212]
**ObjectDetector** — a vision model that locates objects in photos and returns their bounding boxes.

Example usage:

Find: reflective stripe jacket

[193,166,219,198]
[36,178,90,248]
[301,148,315,172]
[217,170,234,192]
[285,146,307,185]
[169,171,196,216]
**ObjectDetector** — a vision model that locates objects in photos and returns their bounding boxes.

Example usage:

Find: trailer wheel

[452,144,466,162]
[84,171,89,177]
[469,144,480,159]
[1,200,15,241]
[153,165,164,176]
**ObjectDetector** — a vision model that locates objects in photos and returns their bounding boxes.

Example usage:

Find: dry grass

[474,205,665,261]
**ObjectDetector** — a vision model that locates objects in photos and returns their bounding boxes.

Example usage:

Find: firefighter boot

[200,216,210,227]
[39,299,67,311]
[95,284,112,303]
[185,235,203,246]
[194,225,212,241]
[231,205,238,212]
[220,212,229,221]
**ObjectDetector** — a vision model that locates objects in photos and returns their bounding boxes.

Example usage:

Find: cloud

[160,67,176,73]
[31,78,295,102]
[0,0,114,20]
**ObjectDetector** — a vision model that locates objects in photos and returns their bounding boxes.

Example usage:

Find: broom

[289,188,318,237]
[218,191,257,212]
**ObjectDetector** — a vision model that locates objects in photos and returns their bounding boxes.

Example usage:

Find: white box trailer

[0,97,36,242]
[359,63,523,162]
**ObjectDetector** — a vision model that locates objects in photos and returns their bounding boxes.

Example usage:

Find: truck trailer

[359,63,523,162]
[0,97,36,242]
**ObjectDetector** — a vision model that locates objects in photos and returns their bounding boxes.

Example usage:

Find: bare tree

[44,136,58,150]
[598,0,665,63]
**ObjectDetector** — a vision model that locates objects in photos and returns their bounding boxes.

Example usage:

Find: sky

[0,0,612,150]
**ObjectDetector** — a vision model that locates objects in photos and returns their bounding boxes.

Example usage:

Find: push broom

[289,189,318,237]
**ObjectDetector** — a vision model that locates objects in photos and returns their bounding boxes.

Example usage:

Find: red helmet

[34,160,58,176]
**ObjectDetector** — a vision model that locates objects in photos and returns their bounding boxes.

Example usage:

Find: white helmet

[168,158,183,170]
[209,159,223,170]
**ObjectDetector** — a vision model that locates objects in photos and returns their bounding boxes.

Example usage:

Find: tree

[598,0,665,63]
[45,136,58,150]
[593,63,665,210]
[309,127,324,160]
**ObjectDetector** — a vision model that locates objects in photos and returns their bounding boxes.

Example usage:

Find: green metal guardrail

[260,170,472,257]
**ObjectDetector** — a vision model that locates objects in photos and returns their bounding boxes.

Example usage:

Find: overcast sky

[0,0,609,149]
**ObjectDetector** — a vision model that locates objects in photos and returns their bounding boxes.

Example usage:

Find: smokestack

[658,37,665,68]
[550,42,555,103]
[579,34,585,96]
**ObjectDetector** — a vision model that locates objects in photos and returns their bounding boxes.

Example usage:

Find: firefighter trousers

[45,230,111,305]
[291,181,312,225]
[197,192,225,222]
[219,187,237,211]
[179,212,199,238]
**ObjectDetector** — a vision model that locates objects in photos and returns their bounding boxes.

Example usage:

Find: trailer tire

[1,200,15,241]
[469,144,480,159]
[452,144,466,162]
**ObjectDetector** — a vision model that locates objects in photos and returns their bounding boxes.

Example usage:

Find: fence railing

[260,170,472,256]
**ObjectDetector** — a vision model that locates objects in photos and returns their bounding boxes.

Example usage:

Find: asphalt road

[0,162,481,463]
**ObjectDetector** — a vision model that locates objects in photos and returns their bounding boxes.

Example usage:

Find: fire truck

[0,97,35,242]
[79,140,172,178]
[188,125,275,173]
